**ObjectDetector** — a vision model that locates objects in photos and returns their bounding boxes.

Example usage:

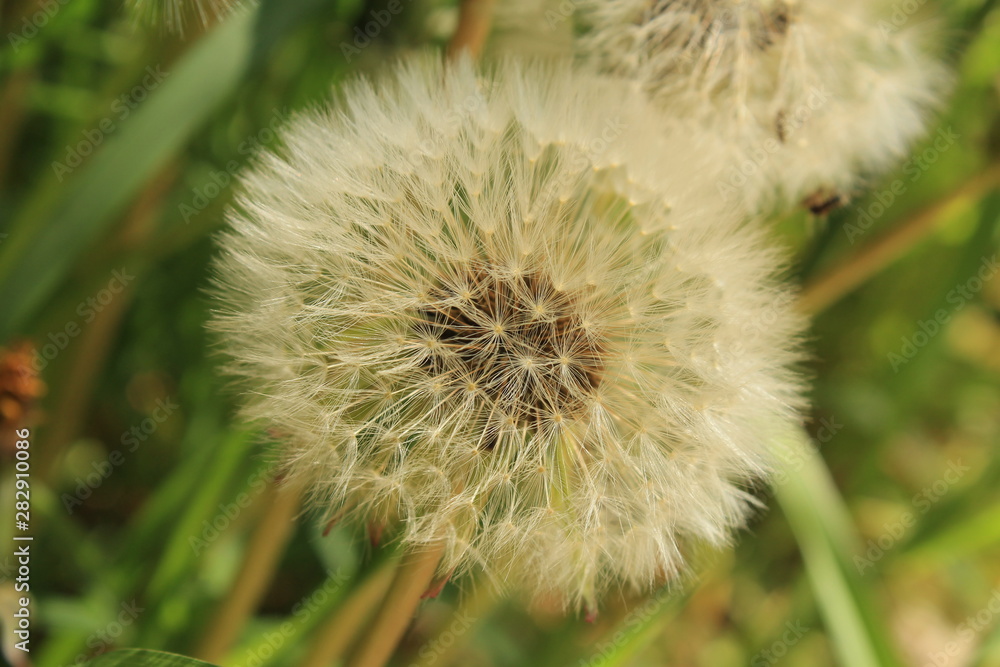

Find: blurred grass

[0,7,257,340]
[86,648,218,666]
[773,430,901,667]
[0,0,998,666]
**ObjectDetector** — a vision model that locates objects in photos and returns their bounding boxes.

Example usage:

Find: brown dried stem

[346,543,447,667]
[194,480,303,663]
[299,559,398,667]
[799,165,1000,315]
[447,0,496,61]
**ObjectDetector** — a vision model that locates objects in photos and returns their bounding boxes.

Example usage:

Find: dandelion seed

[211,55,806,610]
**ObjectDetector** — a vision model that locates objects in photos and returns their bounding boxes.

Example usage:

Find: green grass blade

[138,428,259,645]
[903,503,1000,562]
[0,8,257,340]
[86,649,219,666]
[773,429,903,667]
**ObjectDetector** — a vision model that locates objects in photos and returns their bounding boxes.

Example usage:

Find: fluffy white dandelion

[211,55,806,610]
[579,0,950,213]
[126,0,247,31]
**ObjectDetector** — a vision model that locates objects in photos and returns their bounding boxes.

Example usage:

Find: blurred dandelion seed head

[580,0,951,211]
[210,55,807,609]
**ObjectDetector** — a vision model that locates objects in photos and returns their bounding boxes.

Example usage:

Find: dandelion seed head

[580,0,951,212]
[211,55,806,609]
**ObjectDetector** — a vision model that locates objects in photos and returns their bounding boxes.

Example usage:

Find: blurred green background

[1,0,1000,665]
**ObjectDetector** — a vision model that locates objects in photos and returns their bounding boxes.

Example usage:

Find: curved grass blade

[86,649,219,666]
[773,428,903,667]
[0,8,257,340]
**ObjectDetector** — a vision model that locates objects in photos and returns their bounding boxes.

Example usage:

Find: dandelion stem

[194,479,303,663]
[798,165,1000,314]
[347,543,446,667]
[300,558,398,667]
[447,0,496,60]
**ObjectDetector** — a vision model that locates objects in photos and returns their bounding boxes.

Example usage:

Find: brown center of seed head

[415,269,605,441]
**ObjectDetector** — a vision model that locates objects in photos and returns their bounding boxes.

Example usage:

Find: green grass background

[1,0,1000,665]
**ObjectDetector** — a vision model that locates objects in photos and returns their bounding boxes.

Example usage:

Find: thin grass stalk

[798,165,1000,314]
